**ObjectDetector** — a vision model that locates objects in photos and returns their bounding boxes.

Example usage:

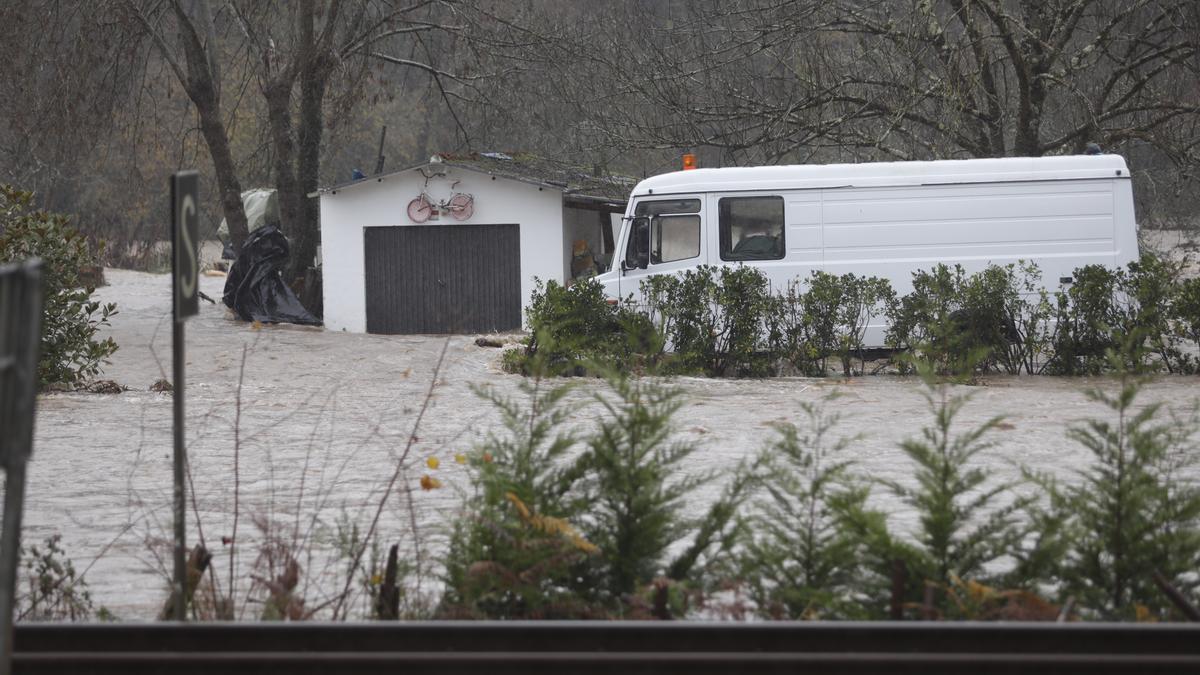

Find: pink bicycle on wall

[406,177,474,223]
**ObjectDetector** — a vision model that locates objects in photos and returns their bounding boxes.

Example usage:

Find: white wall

[320,166,565,333]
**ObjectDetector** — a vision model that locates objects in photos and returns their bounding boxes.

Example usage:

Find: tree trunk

[289,49,330,284]
[195,101,250,251]
[169,0,250,251]
[289,69,326,283]
[264,78,303,264]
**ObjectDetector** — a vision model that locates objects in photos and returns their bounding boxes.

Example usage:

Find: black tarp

[222,225,321,326]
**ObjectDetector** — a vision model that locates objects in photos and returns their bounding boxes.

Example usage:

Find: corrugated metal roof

[319,152,635,205]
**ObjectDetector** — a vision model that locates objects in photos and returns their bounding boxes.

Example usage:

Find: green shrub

[1175,277,1200,370]
[800,271,894,377]
[1047,254,1187,375]
[766,279,820,375]
[507,277,659,376]
[443,357,752,618]
[963,263,1053,375]
[643,265,776,376]
[642,269,716,374]
[886,264,968,374]
[512,254,1192,381]
[888,263,1052,376]
[1048,264,1121,375]
[0,185,117,387]
[1124,254,1192,374]
[851,360,1031,617]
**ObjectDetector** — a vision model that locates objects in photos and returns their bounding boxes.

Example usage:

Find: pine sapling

[1055,348,1200,619]
[577,370,751,614]
[880,360,1029,616]
[441,340,596,618]
[740,396,872,618]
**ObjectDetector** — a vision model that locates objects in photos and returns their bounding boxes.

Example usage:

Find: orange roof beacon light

[682,153,697,170]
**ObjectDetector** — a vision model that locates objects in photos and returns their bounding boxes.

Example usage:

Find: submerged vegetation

[505,253,1200,379]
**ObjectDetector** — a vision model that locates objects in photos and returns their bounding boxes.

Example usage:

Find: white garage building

[318,153,631,334]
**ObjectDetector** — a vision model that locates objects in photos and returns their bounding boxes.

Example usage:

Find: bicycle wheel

[407,195,433,223]
[448,193,474,221]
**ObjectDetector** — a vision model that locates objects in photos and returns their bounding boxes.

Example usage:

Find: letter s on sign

[179,194,197,299]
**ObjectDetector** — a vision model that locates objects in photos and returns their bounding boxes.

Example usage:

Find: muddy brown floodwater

[17,262,1200,620]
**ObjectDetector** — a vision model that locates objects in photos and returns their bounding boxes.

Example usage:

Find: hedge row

[506,254,1200,377]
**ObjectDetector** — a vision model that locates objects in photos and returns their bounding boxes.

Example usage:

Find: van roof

[632,155,1129,197]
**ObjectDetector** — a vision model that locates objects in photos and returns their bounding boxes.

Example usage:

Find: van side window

[650,215,700,264]
[625,198,701,267]
[719,196,784,261]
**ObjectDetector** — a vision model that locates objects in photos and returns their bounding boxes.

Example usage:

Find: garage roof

[320,152,635,209]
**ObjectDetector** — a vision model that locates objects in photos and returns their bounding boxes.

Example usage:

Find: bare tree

[124,0,252,250]
[230,0,530,284]
[233,0,455,283]
[492,0,1198,168]
[0,2,145,207]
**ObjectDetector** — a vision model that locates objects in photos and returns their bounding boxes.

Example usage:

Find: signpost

[170,172,199,621]
[0,259,44,675]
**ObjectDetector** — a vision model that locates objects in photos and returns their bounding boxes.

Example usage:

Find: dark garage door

[364,224,522,334]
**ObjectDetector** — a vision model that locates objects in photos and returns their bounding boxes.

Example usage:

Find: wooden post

[375,544,400,621]
[1154,570,1200,622]
[889,559,907,620]
[921,581,938,620]
[158,545,212,621]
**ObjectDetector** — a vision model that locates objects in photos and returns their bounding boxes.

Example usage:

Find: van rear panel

[816,178,1122,295]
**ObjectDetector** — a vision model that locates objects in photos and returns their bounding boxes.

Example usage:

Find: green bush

[963,263,1054,375]
[510,254,1192,381]
[1124,254,1193,374]
[0,185,117,387]
[766,279,819,375]
[886,264,972,375]
[888,263,1052,376]
[1047,254,1187,375]
[1175,277,1200,370]
[442,361,752,618]
[882,363,1030,615]
[575,372,752,614]
[643,265,776,376]
[1048,264,1121,375]
[796,271,894,377]
[506,277,659,376]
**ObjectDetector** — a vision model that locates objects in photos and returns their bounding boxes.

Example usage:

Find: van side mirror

[622,216,650,271]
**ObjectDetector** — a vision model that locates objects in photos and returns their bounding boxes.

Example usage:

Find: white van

[596,155,1138,346]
